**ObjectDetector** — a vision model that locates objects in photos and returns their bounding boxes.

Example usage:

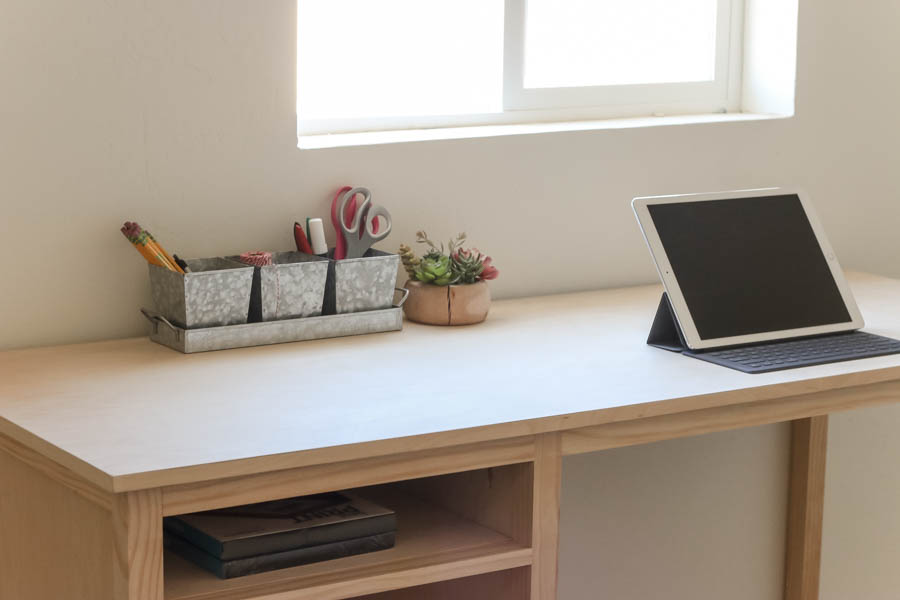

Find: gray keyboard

[686,331,900,374]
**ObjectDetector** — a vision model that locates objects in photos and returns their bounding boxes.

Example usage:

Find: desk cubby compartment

[149,258,253,329]
[163,463,536,600]
[226,251,330,323]
[355,568,532,600]
[323,249,401,315]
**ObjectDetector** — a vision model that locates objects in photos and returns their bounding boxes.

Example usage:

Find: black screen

[648,194,852,340]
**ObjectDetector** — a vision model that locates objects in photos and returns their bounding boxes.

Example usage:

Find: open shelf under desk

[163,491,533,600]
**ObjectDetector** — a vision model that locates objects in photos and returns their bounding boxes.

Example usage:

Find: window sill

[298,112,788,150]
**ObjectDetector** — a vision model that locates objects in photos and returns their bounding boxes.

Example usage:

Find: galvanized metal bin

[323,249,401,315]
[149,258,253,329]
[142,290,407,353]
[229,252,329,322]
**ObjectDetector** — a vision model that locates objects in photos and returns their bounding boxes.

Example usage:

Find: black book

[163,492,396,561]
[165,530,396,579]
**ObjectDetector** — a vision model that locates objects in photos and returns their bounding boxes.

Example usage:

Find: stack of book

[164,491,397,579]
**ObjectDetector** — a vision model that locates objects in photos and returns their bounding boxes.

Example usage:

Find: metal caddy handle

[140,308,183,342]
[394,287,410,308]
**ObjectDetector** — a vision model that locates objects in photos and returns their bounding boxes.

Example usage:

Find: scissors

[331,186,392,259]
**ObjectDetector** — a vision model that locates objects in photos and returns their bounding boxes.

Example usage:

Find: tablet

[632,188,864,350]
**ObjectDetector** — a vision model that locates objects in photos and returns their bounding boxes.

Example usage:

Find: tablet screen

[647,194,852,340]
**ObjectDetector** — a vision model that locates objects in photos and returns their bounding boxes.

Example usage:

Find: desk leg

[0,439,114,600]
[532,433,562,600]
[784,416,828,600]
[112,490,164,600]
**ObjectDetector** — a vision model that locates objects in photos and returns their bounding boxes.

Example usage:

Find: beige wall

[2,0,899,597]
[560,424,792,600]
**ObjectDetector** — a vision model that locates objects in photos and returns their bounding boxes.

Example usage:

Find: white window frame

[298,0,745,136]
[504,0,740,112]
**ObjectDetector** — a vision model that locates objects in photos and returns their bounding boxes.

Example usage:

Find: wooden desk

[2,272,900,600]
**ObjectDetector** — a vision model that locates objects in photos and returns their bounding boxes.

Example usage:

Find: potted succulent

[398,232,499,325]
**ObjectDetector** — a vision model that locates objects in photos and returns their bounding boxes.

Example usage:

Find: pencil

[122,222,182,272]
[138,231,178,271]
[144,228,184,274]
[121,226,168,269]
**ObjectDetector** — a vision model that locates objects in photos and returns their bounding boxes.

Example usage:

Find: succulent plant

[408,231,499,286]
[480,256,499,280]
[417,230,466,256]
[450,248,485,284]
[398,244,420,279]
[415,252,458,285]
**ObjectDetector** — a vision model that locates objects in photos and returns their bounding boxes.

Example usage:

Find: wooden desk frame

[5,378,894,600]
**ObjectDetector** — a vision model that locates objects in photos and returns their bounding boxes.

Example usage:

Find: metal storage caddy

[324,249,401,315]
[143,289,408,353]
[145,249,406,354]
[149,258,253,329]
[230,251,329,322]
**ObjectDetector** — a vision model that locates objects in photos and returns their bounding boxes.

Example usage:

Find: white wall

[1,0,899,597]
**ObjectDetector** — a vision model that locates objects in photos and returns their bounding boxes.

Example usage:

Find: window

[297,0,748,136]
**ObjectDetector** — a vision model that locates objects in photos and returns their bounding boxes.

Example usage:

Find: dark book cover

[163,492,396,561]
[164,530,396,579]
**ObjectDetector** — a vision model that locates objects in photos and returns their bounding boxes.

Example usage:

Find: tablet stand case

[645,292,900,374]
[646,293,765,372]
[646,293,689,352]
[647,293,771,373]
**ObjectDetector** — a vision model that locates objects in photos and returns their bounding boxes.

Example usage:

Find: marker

[172,254,191,273]
[294,222,313,254]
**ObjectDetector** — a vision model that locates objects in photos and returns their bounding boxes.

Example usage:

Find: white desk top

[3,272,900,493]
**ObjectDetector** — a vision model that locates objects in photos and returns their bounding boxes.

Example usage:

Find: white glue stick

[308,218,328,256]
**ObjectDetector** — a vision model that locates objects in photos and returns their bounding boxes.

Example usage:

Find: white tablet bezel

[632,187,864,350]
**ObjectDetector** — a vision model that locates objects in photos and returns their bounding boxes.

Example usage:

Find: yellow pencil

[124,233,168,268]
[121,222,181,272]
[143,236,178,271]
[145,230,184,274]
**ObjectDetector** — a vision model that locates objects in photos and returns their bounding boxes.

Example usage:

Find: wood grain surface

[113,490,164,600]
[530,434,561,600]
[784,416,829,600]
[1,272,899,492]
[0,447,114,600]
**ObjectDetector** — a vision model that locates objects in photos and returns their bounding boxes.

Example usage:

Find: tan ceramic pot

[402,280,491,325]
